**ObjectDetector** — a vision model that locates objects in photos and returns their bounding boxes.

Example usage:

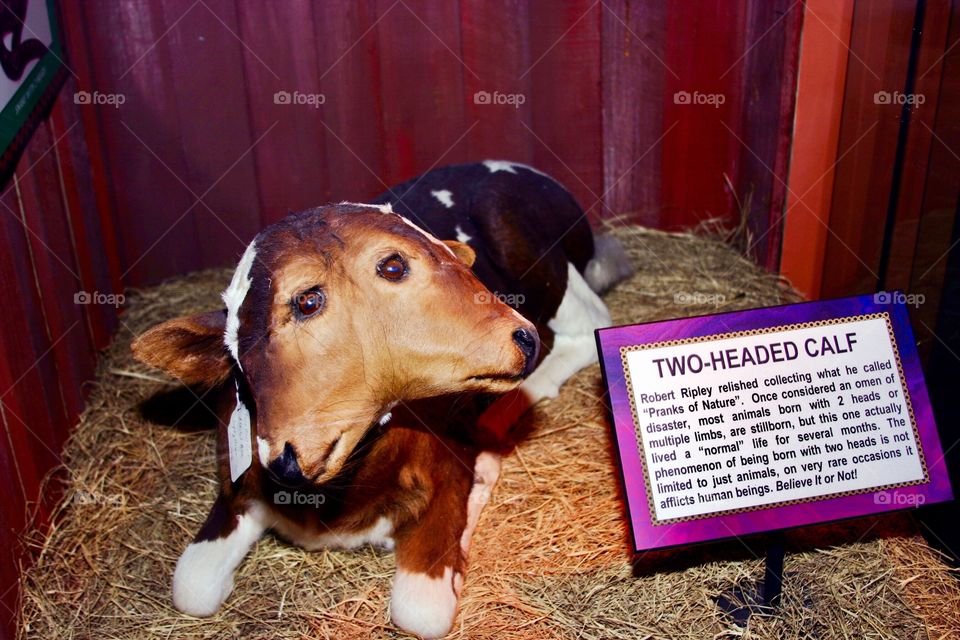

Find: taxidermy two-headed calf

[132,161,631,638]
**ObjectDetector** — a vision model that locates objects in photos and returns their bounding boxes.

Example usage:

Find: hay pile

[19,226,960,639]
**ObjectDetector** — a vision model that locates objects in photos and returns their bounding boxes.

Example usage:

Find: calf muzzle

[267,442,309,487]
[512,327,540,376]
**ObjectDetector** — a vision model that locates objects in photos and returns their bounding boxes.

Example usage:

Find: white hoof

[172,542,235,616]
[391,566,458,639]
[172,506,266,617]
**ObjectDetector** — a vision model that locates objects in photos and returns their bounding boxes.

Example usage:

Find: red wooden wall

[65,0,802,286]
[0,1,804,637]
[780,0,960,354]
[0,79,120,635]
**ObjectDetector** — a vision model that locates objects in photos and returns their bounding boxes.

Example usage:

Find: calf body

[132,162,630,638]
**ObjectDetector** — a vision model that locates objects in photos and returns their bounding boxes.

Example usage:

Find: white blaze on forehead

[222,239,258,365]
[397,215,457,258]
[338,200,394,214]
[454,225,472,243]
[337,200,456,258]
[430,189,455,208]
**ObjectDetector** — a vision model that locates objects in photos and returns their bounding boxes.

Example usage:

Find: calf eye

[293,287,325,318]
[377,254,408,282]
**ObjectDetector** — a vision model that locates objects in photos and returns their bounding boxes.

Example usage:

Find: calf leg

[390,452,501,639]
[172,493,269,616]
[458,452,501,554]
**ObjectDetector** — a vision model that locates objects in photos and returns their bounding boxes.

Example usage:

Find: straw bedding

[19,226,960,639]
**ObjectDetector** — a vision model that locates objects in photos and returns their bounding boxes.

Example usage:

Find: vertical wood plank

[315,0,388,203]
[906,2,960,356]
[734,0,803,270]
[376,1,468,193]
[661,0,745,230]
[885,1,952,293]
[528,0,603,218]
[820,0,916,297]
[0,185,65,493]
[601,0,666,225]
[162,0,261,265]
[237,0,329,226]
[16,120,92,422]
[780,0,855,298]
[79,0,200,285]
[0,423,29,638]
[0,386,39,640]
[460,0,534,164]
[56,1,124,299]
[50,93,119,349]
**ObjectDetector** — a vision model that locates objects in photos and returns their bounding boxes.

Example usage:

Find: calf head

[133,204,539,485]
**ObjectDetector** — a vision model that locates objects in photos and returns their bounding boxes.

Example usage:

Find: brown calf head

[132,204,538,485]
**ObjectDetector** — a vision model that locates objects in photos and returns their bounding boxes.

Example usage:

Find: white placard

[228,394,252,483]
[624,316,925,522]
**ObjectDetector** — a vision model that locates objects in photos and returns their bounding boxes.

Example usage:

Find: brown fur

[216,396,477,577]
[130,311,231,387]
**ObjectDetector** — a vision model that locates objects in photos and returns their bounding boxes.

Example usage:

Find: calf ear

[131,310,232,387]
[442,240,476,268]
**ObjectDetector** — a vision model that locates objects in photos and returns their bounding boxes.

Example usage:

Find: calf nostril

[268,441,308,488]
[512,327,539,362]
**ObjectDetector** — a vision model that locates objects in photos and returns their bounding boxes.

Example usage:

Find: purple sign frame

[596,294,953,551]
